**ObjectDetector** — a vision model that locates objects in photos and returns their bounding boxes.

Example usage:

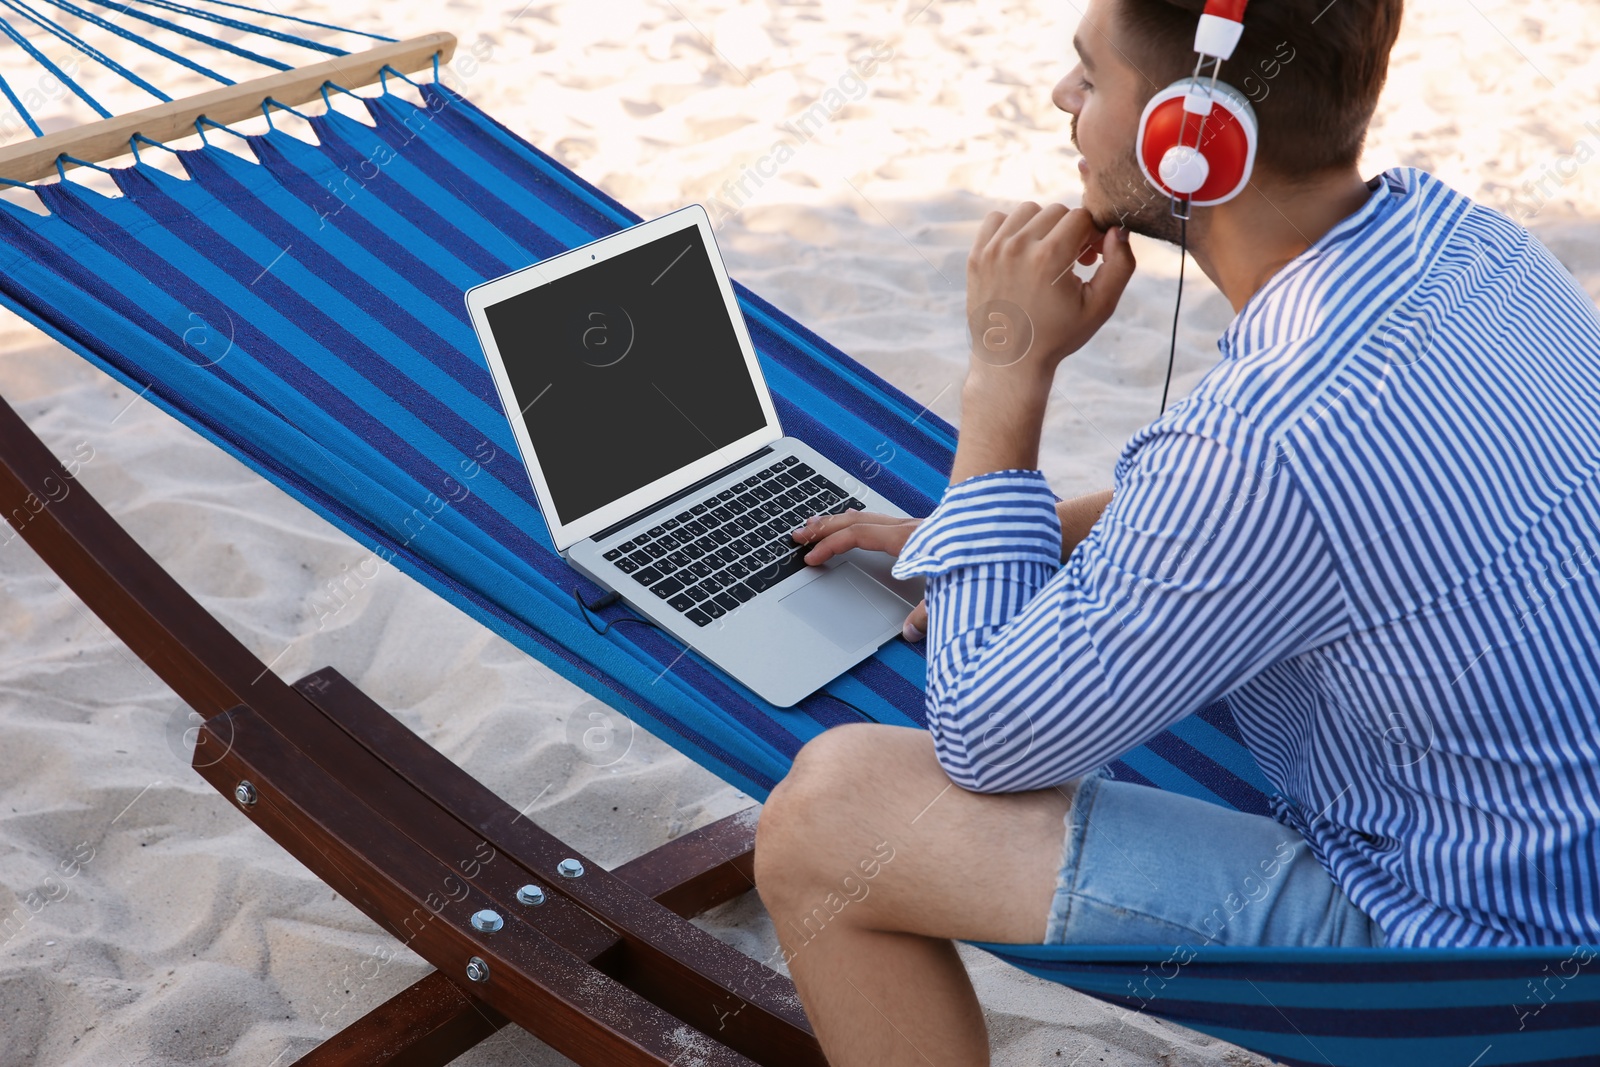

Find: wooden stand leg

[295,970,506,1067]
[2,395,810,1067]
[302,810,763,1066]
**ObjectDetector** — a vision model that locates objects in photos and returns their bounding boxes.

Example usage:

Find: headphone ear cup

[1136,78,1259,206]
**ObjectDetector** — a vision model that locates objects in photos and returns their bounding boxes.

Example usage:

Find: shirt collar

[1217,167,1410,359]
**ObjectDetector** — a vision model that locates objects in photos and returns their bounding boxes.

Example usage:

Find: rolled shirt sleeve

[890,405,1349,794]
[893,469,1066,575]
[891,469,1065,790]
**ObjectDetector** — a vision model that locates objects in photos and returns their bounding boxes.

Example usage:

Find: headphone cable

[1160,210,1188,417]
[571,585,677,639]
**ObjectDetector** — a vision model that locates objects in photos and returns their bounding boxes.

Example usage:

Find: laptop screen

[482,226,769,526]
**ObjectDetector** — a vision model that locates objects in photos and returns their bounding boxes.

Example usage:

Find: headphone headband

[1196,0,1251,59]
[1203,0,1250,23]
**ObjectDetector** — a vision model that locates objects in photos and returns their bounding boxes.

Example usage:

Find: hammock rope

[52,150,108,180]
[78,0,296,76]
[0,68,41,135]
[0,11,115,116]
[101,0,362,56]
[190,111,250,148]
[259,94,316,128]
[1,0,171,102]
[126,129,177,163]
[37,0,240,86]
[136,0,395,43]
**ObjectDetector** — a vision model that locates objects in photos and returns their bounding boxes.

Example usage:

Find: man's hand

[790,510,928,641]
[949,207,1135,487]
[786,491,1114,643]
[967,204,1135,374]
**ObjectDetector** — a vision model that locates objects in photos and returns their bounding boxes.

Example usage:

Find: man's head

[1056,0,1404,242]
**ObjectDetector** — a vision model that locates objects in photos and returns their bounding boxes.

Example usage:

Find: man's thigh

[758,724,1386,951]
[757,722,1079,945]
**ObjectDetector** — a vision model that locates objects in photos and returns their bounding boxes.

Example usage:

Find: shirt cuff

[891,468,1063,578]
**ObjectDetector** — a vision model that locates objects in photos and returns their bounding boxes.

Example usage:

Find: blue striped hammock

[0,12,1594,1067]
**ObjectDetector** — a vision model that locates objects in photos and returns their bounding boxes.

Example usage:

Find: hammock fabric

[0,67,1595,1067]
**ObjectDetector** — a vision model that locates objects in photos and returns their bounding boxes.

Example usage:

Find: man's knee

[777,722,913,811]
[755,723,911,897]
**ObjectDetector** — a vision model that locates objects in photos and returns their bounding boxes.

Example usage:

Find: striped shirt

[890,167,1600,948]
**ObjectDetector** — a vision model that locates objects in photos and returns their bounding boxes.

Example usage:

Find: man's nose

[1053,73,1081,115]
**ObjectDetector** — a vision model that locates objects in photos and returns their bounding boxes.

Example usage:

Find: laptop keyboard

[599,456,865,627]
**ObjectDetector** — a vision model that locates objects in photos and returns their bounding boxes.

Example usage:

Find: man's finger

[799,521,908,566]
[1076,228,1107,266]
[1082,225,1137,316]
[1041,206,1100,262]
[1018,202,1071,240]
[973,210,1007,252]
[991,201,1044,244]
[902,598,928,642]
[791,510,901,544]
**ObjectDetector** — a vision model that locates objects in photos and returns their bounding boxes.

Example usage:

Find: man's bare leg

[754,722,1080,1067]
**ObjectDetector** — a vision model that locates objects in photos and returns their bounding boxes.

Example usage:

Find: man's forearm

[947,365,1054,486]
[1056,488,1112,560]
[950,366,1111,563]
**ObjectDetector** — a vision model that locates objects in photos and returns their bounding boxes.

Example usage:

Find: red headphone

[1135,0,1259,209]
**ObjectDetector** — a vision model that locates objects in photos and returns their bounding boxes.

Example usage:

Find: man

[753,0,1600,1063]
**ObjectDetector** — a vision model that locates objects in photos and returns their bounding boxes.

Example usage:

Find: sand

[1,1,1596,1063]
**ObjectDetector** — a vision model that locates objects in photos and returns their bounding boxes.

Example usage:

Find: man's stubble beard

[1073,114,1186,245]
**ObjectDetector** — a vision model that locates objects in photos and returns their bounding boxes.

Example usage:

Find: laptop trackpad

[779,563,902,652]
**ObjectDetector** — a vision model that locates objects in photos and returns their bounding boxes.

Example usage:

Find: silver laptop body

[465,204,924,707]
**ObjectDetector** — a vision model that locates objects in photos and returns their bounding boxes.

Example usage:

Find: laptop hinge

[590,445,776,543]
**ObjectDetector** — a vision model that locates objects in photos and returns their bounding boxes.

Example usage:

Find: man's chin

[1078,192,1122,237]
[1076,161,1189,245]
[1082,200,1160,241]
[1115,211,1183,244]
[1083,185,1185,245]
[1082,201,1126,235]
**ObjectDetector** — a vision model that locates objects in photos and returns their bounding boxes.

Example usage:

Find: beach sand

[1,1,1596,1063]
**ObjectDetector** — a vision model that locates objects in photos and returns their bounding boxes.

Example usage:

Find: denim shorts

[1044,768,1386,948]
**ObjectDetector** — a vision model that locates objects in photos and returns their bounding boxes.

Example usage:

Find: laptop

[465,204,925,707]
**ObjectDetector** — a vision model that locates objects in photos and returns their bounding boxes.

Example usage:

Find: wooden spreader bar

[0,34,457,183]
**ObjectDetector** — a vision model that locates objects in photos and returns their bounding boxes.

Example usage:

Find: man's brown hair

[1116,0,1404,177]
